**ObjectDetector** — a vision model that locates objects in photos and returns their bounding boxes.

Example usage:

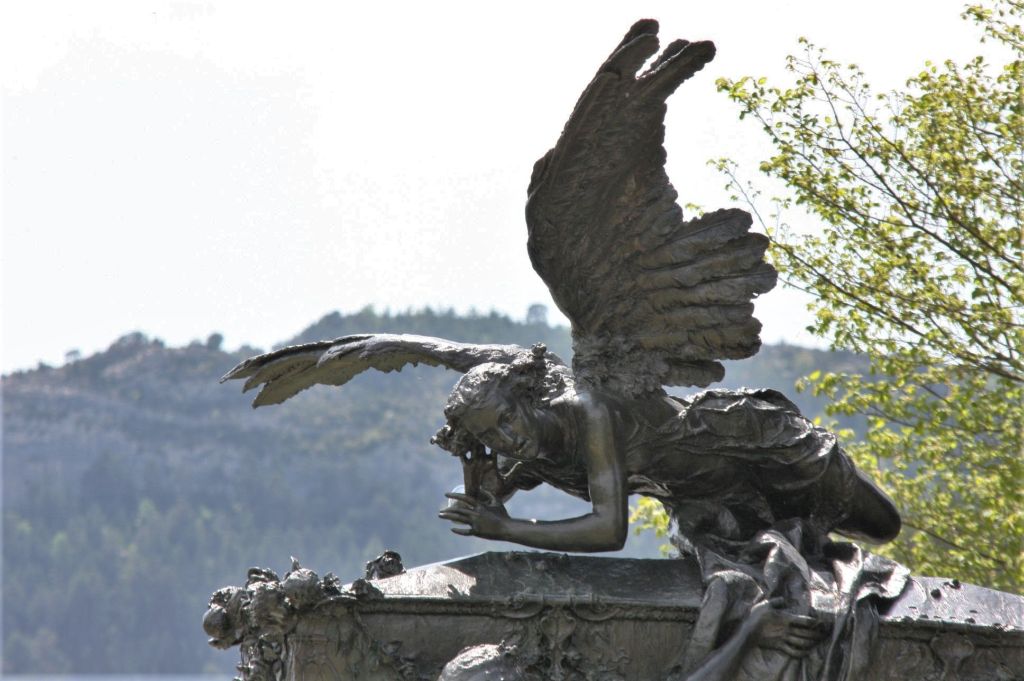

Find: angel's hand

[438,491,511,540]
[744,597,829,658]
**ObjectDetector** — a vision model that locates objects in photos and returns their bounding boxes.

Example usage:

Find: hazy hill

[2,308,864,673]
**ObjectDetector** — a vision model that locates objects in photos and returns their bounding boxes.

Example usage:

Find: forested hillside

[2,308,864,673]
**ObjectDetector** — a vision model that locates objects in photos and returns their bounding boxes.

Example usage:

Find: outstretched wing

[222,334,556,407]
[526,20,777,396]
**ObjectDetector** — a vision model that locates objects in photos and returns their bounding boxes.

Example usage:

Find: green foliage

[629,497,672,556]
[707,1,1022,591]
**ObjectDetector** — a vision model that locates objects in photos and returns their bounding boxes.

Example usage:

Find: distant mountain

[1,308,864,673]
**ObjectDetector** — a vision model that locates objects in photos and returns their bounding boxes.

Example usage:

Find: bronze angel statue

[224,20,905,681]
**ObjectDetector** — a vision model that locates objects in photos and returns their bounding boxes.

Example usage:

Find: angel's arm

[440,395,628,552]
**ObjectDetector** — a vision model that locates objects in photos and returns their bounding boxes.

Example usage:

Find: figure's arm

[677,598,828,681]
[439,397,628,552]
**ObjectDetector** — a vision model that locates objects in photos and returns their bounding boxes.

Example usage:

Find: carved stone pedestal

[205,552,1024,681]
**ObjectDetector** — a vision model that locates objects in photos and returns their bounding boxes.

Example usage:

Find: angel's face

[460,389,545,461]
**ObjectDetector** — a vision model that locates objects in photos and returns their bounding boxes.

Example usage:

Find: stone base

[205,552,1024,681]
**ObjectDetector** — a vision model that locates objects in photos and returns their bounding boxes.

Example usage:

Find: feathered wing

[526,20,777,396]
[222,334,559,407]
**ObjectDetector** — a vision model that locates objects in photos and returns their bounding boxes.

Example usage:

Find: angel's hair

[431,344,572,455]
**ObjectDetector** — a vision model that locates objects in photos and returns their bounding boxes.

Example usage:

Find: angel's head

[433,344,572,460]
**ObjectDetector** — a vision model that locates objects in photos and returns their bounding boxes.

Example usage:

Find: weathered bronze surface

[213,19,1017,681]
[204,552,1024,681]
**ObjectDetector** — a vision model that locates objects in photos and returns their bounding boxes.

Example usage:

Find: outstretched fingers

[441,492,484,528]
[438,508,474,523]
[444,492,479,507]
[439,503,479,536]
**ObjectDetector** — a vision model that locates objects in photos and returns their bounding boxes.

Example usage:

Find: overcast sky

[1,0,994,373]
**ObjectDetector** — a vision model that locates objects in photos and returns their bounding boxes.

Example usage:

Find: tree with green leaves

[634,1,1022,591]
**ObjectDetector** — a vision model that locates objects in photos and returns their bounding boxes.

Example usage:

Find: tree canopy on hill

[715,1,1022,590]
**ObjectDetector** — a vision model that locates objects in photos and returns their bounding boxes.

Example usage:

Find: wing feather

[526,22,776,395]
[222,334,558,408]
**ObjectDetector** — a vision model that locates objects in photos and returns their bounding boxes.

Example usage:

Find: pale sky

[1,0,995,373]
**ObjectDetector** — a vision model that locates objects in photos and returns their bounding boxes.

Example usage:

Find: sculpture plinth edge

[204,552,1024,681]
